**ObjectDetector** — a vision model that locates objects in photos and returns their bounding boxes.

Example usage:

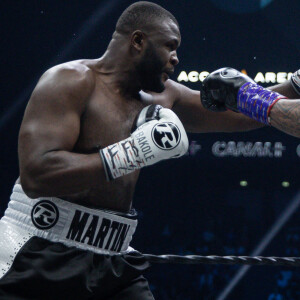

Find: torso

[59,60,170,212]
[17,59,176,213]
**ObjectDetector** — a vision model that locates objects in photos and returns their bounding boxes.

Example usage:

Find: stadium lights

[282,181,290,188]
[240,180,248,187]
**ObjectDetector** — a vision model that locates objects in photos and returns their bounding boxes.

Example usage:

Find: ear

[131,30,146,52]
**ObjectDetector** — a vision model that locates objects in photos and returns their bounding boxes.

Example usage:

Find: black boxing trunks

[0,184,154,300]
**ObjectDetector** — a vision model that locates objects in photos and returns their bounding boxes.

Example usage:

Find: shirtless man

[0,2,298,300]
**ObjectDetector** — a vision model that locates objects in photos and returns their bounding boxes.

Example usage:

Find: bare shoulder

[33,60,96,104]
[42,60,95,85]
[150,79,189,108]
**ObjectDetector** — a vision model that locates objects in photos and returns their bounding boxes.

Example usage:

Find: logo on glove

[31,200,59,229]
[151,122,181,150]
[220,68,240,79]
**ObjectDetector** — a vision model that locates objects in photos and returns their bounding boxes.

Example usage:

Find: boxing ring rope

[142,254,300,267]
[135,192,300,269]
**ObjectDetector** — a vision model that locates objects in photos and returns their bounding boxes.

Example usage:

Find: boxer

[0,2,298,299]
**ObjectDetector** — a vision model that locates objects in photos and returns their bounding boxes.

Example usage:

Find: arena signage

[212,141,286,158]
[177,71,293,84]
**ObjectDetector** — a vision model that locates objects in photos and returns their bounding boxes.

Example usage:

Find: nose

[170,51,179,66]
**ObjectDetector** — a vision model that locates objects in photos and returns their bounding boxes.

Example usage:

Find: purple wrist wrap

[237,82,286,125]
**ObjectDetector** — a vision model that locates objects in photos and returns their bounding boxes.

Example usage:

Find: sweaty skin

[18,20,298,213]
[18,60,145,211]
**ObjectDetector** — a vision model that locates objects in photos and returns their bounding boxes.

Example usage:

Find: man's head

[115,2,181,93]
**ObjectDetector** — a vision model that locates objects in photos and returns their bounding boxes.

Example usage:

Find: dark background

[1,0,299,299]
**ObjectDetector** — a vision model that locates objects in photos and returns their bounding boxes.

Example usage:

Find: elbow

[19,154,56,198]
[20,173,44,199]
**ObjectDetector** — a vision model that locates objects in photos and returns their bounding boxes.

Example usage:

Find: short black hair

[116,1,179,35]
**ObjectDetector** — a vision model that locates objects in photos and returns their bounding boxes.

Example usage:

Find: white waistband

[1,184,137,255]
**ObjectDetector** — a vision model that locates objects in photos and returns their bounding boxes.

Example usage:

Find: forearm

[20,151,106,198]
[232,81,299,131]
[217,79,299,132]
[269,99,300,138]
[220,80,299,131]
[243,81,300,135]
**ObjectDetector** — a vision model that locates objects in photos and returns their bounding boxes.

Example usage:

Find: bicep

[19,72,87,167]
[172,82,262,133]
[21,92,81,152]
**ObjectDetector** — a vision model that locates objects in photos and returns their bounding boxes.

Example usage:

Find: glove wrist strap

[99,137,145,181]
[237,82,287,125]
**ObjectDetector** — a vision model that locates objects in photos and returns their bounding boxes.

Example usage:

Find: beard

[136,44,165,93]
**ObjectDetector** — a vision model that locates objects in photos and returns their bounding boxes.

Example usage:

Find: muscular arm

[269,99,300,137]
[155,78,298,133]
[19,64,107,198]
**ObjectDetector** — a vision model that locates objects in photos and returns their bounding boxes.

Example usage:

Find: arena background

[1,0,299,299]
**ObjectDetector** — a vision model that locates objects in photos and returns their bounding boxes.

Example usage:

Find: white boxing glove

[100,105,189,181]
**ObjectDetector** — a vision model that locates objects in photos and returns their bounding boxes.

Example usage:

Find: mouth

[164,69,174,76]
[162,69,174,81]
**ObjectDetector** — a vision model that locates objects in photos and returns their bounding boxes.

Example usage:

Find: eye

[166,43,175,51]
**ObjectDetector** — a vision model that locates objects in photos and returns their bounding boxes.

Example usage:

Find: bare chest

[75,89,146,152]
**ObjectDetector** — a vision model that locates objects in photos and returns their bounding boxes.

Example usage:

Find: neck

[96,35,142,97]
